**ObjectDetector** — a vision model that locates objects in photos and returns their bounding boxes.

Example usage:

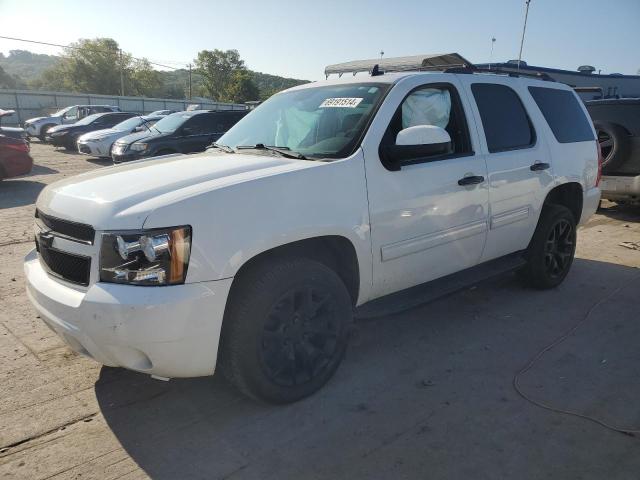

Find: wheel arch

[543,182,583,224]
[230,235,361,307]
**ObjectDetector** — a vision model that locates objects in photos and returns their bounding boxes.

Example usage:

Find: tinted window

[184,114,215,134]
[471,83,534,153]
[528,87,595,143]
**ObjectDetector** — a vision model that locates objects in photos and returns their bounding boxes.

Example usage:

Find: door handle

[458,175,485,186]
[530,162,550,171]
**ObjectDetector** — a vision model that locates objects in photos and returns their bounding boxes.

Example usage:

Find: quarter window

[471,83,535,153]
[528,87,595,143]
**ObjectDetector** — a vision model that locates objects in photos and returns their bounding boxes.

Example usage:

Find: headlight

[50,131,67,137]
[130,142,148,152]
[100,226,191,285]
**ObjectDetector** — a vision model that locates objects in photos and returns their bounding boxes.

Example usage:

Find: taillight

[4,142,29,153]
[595,141,603,187]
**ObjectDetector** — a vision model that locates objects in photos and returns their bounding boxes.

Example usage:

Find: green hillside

[0,50,308,99]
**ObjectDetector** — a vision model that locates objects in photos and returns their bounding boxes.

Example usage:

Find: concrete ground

[1,142,639,480]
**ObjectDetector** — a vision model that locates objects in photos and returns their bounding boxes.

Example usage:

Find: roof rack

[324,53,472,78]
[444,66,555,82]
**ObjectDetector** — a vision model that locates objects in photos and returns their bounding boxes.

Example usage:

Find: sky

[0,0,638,81]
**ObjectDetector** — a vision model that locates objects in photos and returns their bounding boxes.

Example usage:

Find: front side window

[379,84,472,167]
[218,83,390,159]
[184,114,214,135]
[471,83,535,153]
[528,87,595,143]
[153,112,191,133]
[62,106,78,120]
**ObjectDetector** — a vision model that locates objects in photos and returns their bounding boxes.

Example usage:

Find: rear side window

[528,87,595,143]
[471,83,535,153]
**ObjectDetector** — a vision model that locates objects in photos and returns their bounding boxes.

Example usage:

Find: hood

[78,128,121,141]
[48,124,75,133]
[26,116,56,124]
[37,152,320,230]
[115,129,166,146]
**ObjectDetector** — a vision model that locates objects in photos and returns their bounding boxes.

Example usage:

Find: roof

[325,53,472,76]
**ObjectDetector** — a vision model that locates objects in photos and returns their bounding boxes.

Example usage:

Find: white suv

[24,61,601,403]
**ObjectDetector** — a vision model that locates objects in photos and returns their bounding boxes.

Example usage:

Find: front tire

[220,257,353,404]
[519,204,577,289]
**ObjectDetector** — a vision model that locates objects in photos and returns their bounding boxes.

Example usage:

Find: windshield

[218,83,389,159]
[75,113,104,126]
[152,112,191,133]
[113,116,144,131]
[51,106,73,117]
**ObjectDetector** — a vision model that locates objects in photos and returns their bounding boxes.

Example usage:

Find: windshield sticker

[319,97,364,108]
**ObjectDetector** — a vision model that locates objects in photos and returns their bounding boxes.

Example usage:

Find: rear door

[458,77,554,261]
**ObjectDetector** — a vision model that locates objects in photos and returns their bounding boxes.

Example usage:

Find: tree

[226,70,260,103]
[38,38,165,97]
[194,49,245,101]
[130,59,164,97]
[0,65,17,89]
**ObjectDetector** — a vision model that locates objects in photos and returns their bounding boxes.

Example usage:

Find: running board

[356,252,526,319]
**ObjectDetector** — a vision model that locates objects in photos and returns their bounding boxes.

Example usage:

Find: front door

[362,76,490,299]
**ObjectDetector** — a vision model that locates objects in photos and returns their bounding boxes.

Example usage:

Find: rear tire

[519,204,577,289]
[220,256,352,404]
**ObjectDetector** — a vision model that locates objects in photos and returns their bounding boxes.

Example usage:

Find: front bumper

[24,249,233,378]
[580,186,601,225]
[600,175,640,201]
[77,140,112,158]
[25,124,39,137]
[46,134,69,147]
[112,150,144,163]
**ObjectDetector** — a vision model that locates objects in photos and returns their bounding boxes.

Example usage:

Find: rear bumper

[580,186,601,225]
[599,175,640,201]
[24,249,233,378]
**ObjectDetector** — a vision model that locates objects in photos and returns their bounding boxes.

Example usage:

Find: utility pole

[188,63,192,100]
[489,37,496,69]
[380,50,384,60]
[119,49,124,96]
[517,0,531,71]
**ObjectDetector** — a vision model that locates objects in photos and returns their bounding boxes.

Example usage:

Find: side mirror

[133,126,144,133]
[382,125,452,169]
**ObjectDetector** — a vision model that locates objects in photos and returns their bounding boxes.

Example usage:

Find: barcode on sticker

[319,97,363,108]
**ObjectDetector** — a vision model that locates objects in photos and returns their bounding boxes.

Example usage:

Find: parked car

[25,60,601,403]
[46,112,137,150]
[585,98,640,204]
[0,109,28,141]
[0,135,33,181]
[148,110,177,116]
[111,110,248,163]
[24,105,121,140]
[76,115,166,159]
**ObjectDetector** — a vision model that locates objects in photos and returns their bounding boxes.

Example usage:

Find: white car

[25,55,601,403]
[76,115,165,159]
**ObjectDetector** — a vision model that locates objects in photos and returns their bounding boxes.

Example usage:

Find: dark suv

[111,110,248,163]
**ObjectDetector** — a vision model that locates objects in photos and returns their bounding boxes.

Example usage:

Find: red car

[0,134,33,180]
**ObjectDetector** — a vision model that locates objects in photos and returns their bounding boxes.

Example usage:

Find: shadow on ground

[96,258,640,480]
[0,180,47,209]
[597,202,640,223]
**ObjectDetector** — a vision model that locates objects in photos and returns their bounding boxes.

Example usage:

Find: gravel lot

[1,142,639,480]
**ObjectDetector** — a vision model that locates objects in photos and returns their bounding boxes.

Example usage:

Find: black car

[585,98,640,175]
[46,112,137,150]
[111,110,248,163]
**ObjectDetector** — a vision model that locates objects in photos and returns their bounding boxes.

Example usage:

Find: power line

[0,35,190,71]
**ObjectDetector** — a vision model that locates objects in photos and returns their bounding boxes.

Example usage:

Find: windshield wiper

[236,143,307,160]
[208,142,235,153]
